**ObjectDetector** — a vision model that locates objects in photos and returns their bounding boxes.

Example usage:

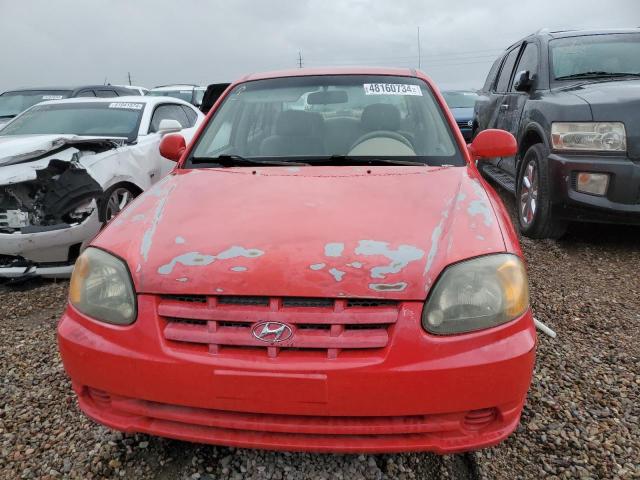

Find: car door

[489,45,523,174]
[474,56,503,134]
[495,42,539,176]
[143,103,192,181]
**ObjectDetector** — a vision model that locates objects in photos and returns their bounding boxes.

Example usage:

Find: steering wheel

[349,130,414,153]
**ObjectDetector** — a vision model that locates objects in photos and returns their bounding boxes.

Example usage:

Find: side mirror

[514,70,533,92]
[468,129,517,160]
[159,134,186,162]
[157,118,183,133]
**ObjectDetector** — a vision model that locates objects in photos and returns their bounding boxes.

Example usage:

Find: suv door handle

[499,103,509,111]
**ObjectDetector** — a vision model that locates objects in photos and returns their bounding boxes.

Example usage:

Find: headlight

[551,122,626,152]
[422,254,529,335]
[69,247,136,325]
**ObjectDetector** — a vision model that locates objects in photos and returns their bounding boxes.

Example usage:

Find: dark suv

[474,28,640,238]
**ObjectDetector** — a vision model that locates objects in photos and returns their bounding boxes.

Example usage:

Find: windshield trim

[182,74,463,170]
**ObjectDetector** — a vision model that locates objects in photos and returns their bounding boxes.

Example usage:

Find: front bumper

[58,295,536,454]
[0,210,100,279]
[548,153,640,224]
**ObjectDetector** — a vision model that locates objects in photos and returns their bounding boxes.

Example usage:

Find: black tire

[99,184,138,224]
[516,143,567,239]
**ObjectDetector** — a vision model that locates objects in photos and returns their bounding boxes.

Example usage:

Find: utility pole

[417,27,421,69]
[127,72,132,86]
[297,51,303,69]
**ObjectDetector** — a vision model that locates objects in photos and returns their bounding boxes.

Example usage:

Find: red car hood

[94,165,506,300]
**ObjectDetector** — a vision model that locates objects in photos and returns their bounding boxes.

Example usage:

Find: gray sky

[1,0,638,92]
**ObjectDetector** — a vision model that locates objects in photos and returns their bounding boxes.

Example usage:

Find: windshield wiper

[556,71,640,80]
[191,154,309,167]
[308,155,426,166]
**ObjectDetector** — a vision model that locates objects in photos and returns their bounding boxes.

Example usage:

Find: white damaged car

[0,96,204,279]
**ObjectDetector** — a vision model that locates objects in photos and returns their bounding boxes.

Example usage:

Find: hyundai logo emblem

[252,321,293,343]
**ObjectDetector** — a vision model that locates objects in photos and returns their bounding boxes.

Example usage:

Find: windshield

[188,75,461,167]
[0,102,145,141]
[442,91,478,109]
[550,33,640,80]
[148,89,193,102]
[0,90,71,118]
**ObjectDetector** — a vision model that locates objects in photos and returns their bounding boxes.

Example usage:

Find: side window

[149,104,190,132]
[495,47,521,93]
[483,57,503,92]
[181,105,198,127]
[510,43,539,91]
[75,90,95,97]
[95,90,118,98]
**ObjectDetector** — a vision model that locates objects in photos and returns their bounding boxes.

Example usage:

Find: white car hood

[0,134,126,166]
[0,135,125,185]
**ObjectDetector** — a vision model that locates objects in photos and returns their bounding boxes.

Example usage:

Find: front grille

[158,296,400,359]
[456,120,472,128]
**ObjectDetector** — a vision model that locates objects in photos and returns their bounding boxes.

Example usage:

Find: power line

[305,48,503,66]
[306,56,496,69]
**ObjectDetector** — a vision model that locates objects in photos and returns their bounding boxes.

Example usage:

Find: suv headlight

[69,247,137,325]
[422,254,529,335]
[551,122,626,152]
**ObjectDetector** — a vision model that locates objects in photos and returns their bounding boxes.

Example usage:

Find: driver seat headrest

[361,103,401,131]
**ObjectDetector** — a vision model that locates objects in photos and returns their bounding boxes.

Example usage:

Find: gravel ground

[1,192,639,479]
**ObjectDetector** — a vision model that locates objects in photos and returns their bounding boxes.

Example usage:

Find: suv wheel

[516,144,567,239]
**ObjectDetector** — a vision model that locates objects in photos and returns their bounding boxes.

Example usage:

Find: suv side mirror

[468,129,517,160]
[514,70,533,92]
[157,119,183,133]
[159,134,186,162]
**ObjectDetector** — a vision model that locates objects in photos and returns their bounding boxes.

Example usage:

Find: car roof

[543,27,640,38]
[506,27,640,49]
[3,85,136,93]
[34,95,196,108]
[238,67,418,83]
[151,84,199,91]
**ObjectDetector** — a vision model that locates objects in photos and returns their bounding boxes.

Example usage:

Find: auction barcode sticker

[42,95,64,100]
[108,102,144,110]
[363,83,422,96]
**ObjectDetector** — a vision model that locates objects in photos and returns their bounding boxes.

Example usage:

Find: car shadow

[492,183,640,249]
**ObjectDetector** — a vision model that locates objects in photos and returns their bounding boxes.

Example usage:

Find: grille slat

[159,303,397,325]
[159,295,400,358]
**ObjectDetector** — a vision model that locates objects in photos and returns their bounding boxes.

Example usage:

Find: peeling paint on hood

[93,166,506,299]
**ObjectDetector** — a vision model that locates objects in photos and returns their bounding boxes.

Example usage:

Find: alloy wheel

[519,160,539,227]
[104,188,133,222]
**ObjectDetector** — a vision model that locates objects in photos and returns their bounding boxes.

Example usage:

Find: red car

[58,68,536,454]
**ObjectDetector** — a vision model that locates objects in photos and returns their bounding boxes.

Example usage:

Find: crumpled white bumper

[0,210,101,278]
